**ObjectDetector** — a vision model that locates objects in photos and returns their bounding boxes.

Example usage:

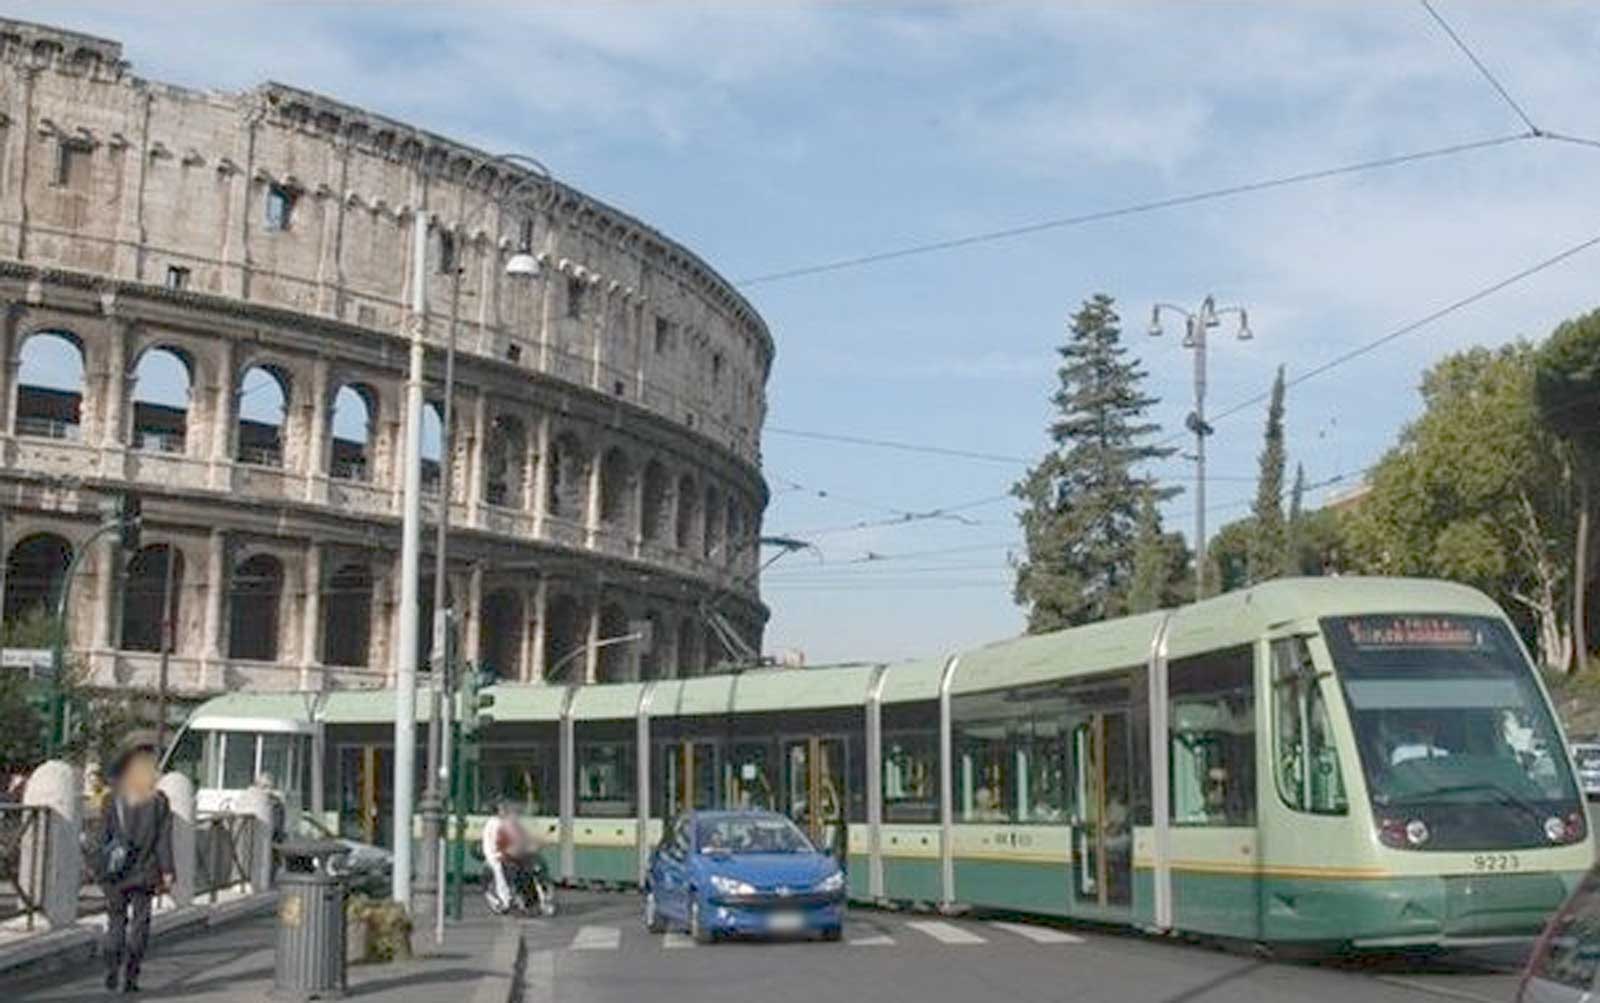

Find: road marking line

[906,920,986,944]
[662,931,696,949]
[570,925,621,951]
[847,933,895,946]
[988,921,1084,944]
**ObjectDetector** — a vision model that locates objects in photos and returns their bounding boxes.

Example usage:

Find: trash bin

[271,839,352,1001]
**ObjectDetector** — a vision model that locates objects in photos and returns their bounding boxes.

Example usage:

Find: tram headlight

[1545,813,1587,845]
[1404,819,1430,847]
[1544,816,1568,843]
[1377,816,1431,849]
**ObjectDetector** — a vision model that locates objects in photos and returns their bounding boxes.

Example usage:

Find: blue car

[643,810,846,943]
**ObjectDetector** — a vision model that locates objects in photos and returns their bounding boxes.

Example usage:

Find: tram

[167,577,1594,947]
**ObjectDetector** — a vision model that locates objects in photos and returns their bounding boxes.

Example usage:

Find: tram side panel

[572,717,641,883]
[880,700,945,903]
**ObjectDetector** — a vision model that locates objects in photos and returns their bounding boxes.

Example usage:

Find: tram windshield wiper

[1390,781,1546,824]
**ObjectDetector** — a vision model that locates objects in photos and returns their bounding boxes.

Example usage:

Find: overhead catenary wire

[1418,0,1541,135]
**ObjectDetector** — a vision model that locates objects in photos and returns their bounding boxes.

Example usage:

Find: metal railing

[14,415,83,441]
[195,812,257,903]
[0,804,49,930]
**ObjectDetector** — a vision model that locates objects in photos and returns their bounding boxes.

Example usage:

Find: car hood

[692,852,837,888]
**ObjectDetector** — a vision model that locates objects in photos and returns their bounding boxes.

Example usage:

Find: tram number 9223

[1472,852,1522,873]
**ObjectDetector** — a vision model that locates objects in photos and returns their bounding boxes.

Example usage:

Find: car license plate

[767,911,805,933]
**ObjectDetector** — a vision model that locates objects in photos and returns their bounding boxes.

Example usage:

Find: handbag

[102,800,133,883]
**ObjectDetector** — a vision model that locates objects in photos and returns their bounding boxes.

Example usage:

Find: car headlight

[815,871,845,894]
[709,874,757,897]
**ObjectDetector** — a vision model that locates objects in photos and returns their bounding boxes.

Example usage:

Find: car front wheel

[644,889,665,933]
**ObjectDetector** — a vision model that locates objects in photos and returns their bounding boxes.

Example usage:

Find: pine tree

[1247,365,1288,584]
[1013,294,1175,630]
[1286,462,1306,575]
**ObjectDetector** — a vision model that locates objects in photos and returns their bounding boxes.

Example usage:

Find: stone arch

[322,561,373,667]
[237,364,291,467]
[598,446,634,529]
[3,532,72,633]
[421,400,445,495]
[228,553,283,661]
[480,588,522,681]
[640,460,668,544]
[547,430,589,520]
[14,331,85,440]
[543,592,584,683]
[596,601,631,682]
[329,383,377,481]
[130,345,195,454]
[675,474,699,551]
[485,413,527,508]
[119,543,184,653]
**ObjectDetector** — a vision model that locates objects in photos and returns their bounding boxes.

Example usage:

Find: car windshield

[292,815,335,840]
[1323,615,1579,822]
[696,816,814,854]
[1575,747,1600,770]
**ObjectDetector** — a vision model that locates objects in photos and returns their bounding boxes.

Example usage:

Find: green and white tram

[169,577,1593,947]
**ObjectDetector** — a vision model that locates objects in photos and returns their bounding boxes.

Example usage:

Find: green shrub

[345,894,413,963]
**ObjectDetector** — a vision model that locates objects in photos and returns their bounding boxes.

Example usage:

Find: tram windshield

[1323,614,1582,849]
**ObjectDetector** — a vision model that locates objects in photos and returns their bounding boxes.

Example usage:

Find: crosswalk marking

[906,920,986,945]
[988,921,1084,944]
[662,932,696,949]
[847,933,895,946]
[570,925,622,951]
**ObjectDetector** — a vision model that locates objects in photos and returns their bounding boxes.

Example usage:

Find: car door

[654,816,692,920]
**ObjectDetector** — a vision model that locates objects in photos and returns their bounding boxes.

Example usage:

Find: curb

[469,918,528,1003]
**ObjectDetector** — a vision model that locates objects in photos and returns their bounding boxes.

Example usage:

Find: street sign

[1,648,53,679]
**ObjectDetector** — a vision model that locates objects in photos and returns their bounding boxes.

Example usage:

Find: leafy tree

[1247,366,1288,584]
[1013,294,1175,630]
[1535,309,1600,672]
[1207,516,1256,594]
[1344,343,1573,670]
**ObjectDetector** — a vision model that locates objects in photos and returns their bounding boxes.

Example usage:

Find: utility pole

[393,210,429,907]
[1148,296,1253,597]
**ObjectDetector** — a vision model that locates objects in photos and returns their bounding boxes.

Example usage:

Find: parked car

[1519,865,1600,1001]
[643,810,846,943]
[1571,743,1600,800]
[290,814,393,894]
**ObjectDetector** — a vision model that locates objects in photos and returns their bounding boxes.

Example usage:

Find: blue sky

[14,3,1600,663]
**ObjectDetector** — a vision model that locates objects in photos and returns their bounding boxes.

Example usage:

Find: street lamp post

[409,153,552,931]
[1147,295,1253,598]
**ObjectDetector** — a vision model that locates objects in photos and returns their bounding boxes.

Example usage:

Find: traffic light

[458,662,498,740]
[100,493,142,550]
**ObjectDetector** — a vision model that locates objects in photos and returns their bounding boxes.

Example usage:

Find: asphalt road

[521,891,1529,1003]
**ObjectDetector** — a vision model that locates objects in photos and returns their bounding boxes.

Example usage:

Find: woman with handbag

[101,731,174,995]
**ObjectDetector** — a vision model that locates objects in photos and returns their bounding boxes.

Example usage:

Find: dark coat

[102,791,174,893]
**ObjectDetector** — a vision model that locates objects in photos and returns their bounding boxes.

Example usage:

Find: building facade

[0,20,772,695]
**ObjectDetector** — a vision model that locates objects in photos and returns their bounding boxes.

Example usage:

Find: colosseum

[0,19,772,700]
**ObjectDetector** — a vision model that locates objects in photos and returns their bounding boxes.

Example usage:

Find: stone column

[584,595,599,685]
[203,529,227,667]
[585,447,602,547]
[21,760,82,929]
[464,562,484,670]
[233,786,276,893]
[530,574,548,683]
[467,392,488,527]
[100,321,129,449]
[92,530,118,652]
[632,464,647,558]
[157,771,196,908]
[301,541,323,679]
[208,337,236,487]
[0,305,15,438]
[303,357,329,503]
[532,411,552,536]
[522,410,541,514]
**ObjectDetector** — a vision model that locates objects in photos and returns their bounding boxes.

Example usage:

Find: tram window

[478,745,557,816]
[954,722,1013,822]
[164,728,203,787]
[222,731,258,790]
[1169,645,1256,827]
[1272,637,1347,815]
[577,742,635,817]
[883,731,939,822]
[260,734,292,790]
[1021,721,1070,823]
[725,743,775,811]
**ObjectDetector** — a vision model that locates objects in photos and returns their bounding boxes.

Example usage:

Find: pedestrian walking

[100,730,174,995]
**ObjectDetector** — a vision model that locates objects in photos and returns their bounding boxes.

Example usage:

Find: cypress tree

[1287,462,1307,574]
[1247,365,1288,584]
[1013,294,1175,630]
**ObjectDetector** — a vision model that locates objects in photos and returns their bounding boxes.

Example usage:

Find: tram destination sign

[1343,615,1487,651]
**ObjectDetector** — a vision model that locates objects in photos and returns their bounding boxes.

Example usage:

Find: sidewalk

[14,900,526,1003]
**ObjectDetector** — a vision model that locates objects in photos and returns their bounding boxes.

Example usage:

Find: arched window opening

[640,462,668,544]
[597,603,631,682]
[675,475,698,551]
[677,616,702,678]
[421,401,444,495]
[547,432,587,519]
[131,347,193,454]
[598,448,633,528]
[329,385,375,481]
[15,332,86,441]
[485,415,527,508]
[482,589,523,681]
[322,563,373,667]
[120,544,184,653]
[702,485,724,561]
[639,610,665,680]
[3,533,72,635]
[228,554,283,661]
[237,365,290,467]
[543,594,584,683]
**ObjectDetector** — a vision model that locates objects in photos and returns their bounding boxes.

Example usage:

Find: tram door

[338,745,392,846]
[1069,713,1132,910]
[783,737,846,853]
[661,741,718,816]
